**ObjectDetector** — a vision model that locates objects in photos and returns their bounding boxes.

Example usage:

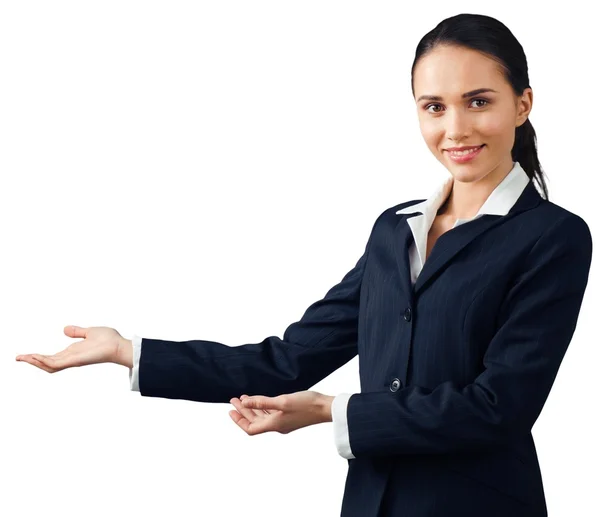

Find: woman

[16,13,592,517]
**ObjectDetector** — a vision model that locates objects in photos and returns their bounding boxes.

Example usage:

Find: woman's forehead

[414,47,507,97]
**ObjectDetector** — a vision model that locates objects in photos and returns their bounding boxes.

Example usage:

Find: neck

[439,158,514,220]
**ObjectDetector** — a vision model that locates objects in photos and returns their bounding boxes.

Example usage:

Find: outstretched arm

[130,213,383,404]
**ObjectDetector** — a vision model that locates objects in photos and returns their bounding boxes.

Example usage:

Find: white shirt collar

[394,161,530,276]
[395,161,530,223]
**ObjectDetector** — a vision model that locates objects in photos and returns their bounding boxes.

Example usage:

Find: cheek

[419,120,443,149]
[477,112,514,141]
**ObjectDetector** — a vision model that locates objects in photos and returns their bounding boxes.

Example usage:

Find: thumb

[64,325,87,339]
[242,396,285,411]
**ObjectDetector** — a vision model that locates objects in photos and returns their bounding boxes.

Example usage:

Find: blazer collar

[393,162,543,297]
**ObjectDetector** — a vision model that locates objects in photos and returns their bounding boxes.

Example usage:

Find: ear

[515,87,533,127]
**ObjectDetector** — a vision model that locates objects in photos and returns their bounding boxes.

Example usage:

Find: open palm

[15,325,123,373]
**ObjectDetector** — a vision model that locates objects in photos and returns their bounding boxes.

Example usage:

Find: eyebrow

[416,88,498,102]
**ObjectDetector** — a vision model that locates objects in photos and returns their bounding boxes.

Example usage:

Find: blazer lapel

[413,214,502,295]
[396,180,543,297]
[394,213,420,298]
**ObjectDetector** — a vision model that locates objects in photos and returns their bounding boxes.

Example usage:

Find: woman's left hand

[229,390,334,436]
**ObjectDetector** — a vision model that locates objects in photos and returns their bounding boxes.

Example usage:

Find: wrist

[116,337,133,369]
[319,394,335,423]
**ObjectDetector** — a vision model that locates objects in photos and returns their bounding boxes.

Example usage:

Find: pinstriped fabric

[137,206,385,402]
[136,176,592,517]
[342,182,592,516]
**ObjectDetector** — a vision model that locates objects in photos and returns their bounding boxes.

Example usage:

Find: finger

[240,394,270,415]
[15,341,71,361]
[17,355,37,367]
[16,355,57,373]
[31,349,70,361]
[16,344,72,363]
[15,325,85,364]
[33,354,66,372]
[38,354,73,371]
[246,416,276,436]
[34,356,61,373]
[229,410,272,436]
[229,410,253,434]
[242,395,286,411]
[64,325,88,339]
[230,398,259,422]
[28,354,68,373]
[27,349,80,371]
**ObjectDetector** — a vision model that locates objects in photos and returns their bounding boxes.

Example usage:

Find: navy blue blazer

[137,179,592,516]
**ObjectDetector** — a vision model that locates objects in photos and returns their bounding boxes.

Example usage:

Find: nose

[445,109,472,142]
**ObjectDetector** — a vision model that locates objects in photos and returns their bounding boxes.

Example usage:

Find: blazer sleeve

[346,213,593,458]
[136,212,382,403]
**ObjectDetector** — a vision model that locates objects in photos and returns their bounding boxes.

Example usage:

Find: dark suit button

[404,307,412,322]
[390,378,401,392]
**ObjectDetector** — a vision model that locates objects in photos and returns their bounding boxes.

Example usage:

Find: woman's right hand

[15,325,130,373]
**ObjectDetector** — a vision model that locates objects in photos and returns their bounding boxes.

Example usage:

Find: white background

[1,2,597,516]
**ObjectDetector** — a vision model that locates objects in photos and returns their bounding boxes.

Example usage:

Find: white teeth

[449,146,482,156]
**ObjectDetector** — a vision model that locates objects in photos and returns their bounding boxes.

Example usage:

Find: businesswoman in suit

[16,13,592,517]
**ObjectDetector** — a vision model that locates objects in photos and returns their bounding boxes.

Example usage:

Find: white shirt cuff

[332,392,355,459]
[128,335,142,392]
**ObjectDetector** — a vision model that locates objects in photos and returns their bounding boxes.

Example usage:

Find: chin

[449,168,485,183]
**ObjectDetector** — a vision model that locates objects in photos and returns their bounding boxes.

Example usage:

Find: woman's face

[412,44,532,184]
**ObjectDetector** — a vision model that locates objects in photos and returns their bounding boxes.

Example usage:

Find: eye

[424,98,490,113]
[471,98,489,108]
[425,103,443,114]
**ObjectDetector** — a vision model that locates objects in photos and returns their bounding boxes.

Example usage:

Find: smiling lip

[445,145,484,151]
[446,144,485,163]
